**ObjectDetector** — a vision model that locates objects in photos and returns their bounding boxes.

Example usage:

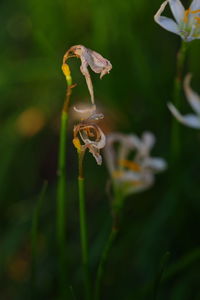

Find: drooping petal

[190,0,200,11]
[87,145,103,165]
[169,0,185,23]
[154,1,180,34]
[168,102,200,128]
[85,48,112,79]
[184,73,200,115]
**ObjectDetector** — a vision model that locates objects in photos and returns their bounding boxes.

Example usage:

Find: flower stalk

[171,41,188,162]
[77,149,91,300]
[56,63,73,297]
[94,187,124,300]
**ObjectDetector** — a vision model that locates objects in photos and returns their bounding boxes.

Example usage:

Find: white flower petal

[154,1,180,34]
[143,157,167,172]
[142,132,155,151]
[73,105,96,114]
[184,73,200,115]
[190,0,200,11]
[169,0,185,23]
[124,173,154,195]
[118,171,142,182]
[168,102,200,128]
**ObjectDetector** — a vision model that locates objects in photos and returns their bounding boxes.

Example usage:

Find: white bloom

[168,73,200,128]
[154,0,200,41]
[104,132,167,196]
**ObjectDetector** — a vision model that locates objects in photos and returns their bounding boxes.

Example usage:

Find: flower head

[154,0,200,41]
[168,73,200,128]
[104,132,167,196]
[63,45,112,108]
[73,110,106,165]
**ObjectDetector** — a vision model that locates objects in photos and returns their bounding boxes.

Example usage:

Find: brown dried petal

[63,45,112,105]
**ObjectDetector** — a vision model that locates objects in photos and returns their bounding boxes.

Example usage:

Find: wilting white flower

[168,74,200,128]
[154,0,200,41]
[63,45,112,110]
[104,132,167,196]
[73,111,106,165]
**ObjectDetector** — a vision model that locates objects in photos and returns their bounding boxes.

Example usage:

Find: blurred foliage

[0,0,200,299]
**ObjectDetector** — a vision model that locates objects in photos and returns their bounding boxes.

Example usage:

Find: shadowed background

[0,0,200,299]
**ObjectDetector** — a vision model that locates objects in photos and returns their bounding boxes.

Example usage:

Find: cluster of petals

[104,132,167,196]
[73,111,106,165]
[154,0,200,41]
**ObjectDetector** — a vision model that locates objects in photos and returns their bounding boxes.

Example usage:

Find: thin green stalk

[94,187,124,300]
[171,41,188,163]
[56,64,72,297]
[94,227,118,300]
[31,181,48,298]
[77,150,91,300]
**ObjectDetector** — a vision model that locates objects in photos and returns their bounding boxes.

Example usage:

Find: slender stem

[171,41,188,163]
[31,181,48,298]
[94,227,118,300]
[56,65,73,297]
[77,150,91,300]
[94,187,124,300]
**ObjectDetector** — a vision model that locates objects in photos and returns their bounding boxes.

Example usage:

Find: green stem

[56,79,72,297]
[31,181,48,298]
[171,41,188,163]
[94,227,118,300]
[78,151,91,300]
[94,187,124,300]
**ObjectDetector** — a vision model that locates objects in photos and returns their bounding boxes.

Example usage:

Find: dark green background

[0,0,200,299]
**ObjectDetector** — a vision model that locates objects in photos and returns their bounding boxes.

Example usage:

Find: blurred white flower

[73,111,106,165]
[104,132,167,196]
[168,74,200,128]
[63,45,112,110]
[154,0,200,41]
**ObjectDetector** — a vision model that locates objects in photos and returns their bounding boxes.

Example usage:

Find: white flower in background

[168,73,200,128]
[154,0,200,41]
[104,132,167,196]
[73,111,106,165]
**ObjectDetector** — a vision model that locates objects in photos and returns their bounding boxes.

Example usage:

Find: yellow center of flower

[112,170,123,178]
[183,8,191,23]
[119,159,141,171]
[195,16,200,24]
[183,8,200,24]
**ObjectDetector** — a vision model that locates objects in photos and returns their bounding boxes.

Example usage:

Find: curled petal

[87,144,103,165]
[154,1,180,35]
[168,102,200,128]
[169,0,185,23]
[184,74,200,115]
[80,126,106,149]
[73,105,96,115]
